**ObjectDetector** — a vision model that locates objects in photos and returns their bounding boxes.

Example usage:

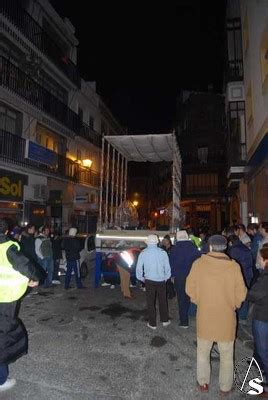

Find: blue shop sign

[25,140,57,167]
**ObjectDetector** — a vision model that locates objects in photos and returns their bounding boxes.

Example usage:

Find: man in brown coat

[186,234,247,395]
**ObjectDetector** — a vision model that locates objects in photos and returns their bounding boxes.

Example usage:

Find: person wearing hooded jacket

[0,219,43,393]
[61,228,84,289]
[136,234,171,330]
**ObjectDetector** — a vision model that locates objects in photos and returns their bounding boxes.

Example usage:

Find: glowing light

[133,200,139,207]
[120,251,134,268]
[82,159,93,168]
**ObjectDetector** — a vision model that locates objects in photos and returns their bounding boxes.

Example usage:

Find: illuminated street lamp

[133,200,139,207]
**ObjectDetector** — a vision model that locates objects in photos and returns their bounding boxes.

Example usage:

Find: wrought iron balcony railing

[0,129,100,187]
[0,56,101,147]
[0,0,81,87]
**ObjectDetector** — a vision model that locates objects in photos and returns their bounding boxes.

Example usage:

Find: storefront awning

[104,133,174,162]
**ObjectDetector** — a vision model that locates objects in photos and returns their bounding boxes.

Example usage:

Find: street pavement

[1,273,251,400]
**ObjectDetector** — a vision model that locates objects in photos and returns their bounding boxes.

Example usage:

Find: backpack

[38,236,53,258]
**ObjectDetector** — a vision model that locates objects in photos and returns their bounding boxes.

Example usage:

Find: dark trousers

[53,259,60,280]
[65,260,83,289]
[252,319,268,384]
[145,279,169,327]
[0,364,8,385]
[174,276,190,326]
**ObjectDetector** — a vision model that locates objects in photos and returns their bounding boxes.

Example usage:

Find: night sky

[50,0,226,133]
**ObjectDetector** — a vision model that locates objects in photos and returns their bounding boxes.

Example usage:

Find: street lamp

[133,200,139,207]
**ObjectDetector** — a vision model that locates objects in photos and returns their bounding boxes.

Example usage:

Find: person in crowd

[35,225,53,288]
[247,223,263,261]
[247,246,268,398]
[256,222,268,269]
[161,234,173,256]
[20,224,37,263]
[61,228,84,289]
[170,230,200,328]
[234,224,251,247]
[9,226,21,243]
[117,246,141,299]
[51,229,62,285]
[0,218,42,393]
[186,235,247,395]
[227,234,253,322]
[188,227,202,249]
[136,234,171,329]
[199,227,210,254]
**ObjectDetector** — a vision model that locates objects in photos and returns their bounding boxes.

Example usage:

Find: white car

[59,234,96,278]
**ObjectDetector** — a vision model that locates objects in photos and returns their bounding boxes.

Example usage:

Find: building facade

[177,91,227,232]
[225,0,268,225]
[0,0,124,233]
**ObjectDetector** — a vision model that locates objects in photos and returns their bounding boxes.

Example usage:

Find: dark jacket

[170,240,201,278]
[227,240,253,287]
[20,233,37,263]
[0,234,43,364]
[247,269,268,322]
[52,236,62,260]
[61,236,81,261]
[251,232,263,263]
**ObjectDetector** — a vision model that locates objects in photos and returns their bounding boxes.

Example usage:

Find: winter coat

[20,233,37,262]
[228,241,253,287]
[247,269,268,322]
[61,236,81,261]
[186,252,247,342]
[52,236,62,260]
[0,234,43,364]
[136,244,171,282]
[250,232,263,263]
[170,240,201,279]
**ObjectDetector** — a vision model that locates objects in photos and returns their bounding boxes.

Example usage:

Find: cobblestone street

[1,274,250,400]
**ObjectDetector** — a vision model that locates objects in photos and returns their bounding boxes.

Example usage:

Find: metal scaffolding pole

[119,155,124,225]
[105,142,110,227]
[110,147,115,226]
[98,137,105,229]
[124,158,128,202]
[115,151,120,225]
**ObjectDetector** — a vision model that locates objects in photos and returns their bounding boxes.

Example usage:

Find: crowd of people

[0,218,267,396]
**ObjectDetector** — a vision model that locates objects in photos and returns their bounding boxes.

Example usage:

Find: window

[36,124,66,154]
[0,103,22,135]
[40,72,68,104]
[227,18,243,79]
[197,147,208,164]
[186,174,218,194]
[89,116,94,130]
[228,101,246,160]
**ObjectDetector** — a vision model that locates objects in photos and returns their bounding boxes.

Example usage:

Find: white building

[0,0,124,232]
[225,0,268,225]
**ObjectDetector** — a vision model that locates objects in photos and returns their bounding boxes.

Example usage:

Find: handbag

[166,279,176,299]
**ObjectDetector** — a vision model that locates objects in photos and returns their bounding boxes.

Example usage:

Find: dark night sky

[50,0,226,133]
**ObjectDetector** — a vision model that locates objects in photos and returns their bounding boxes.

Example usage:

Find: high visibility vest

[0,240,29,303]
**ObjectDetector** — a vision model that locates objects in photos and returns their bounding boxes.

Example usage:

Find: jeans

[0,364,8,385]
[39,257,53,288]
[197,338,234,392]
[174,276,190,326]
[65,260,83,289]
[252,319,268,384]
[238,300,249,320]
[53,259,60,280]
[145,279,169,326]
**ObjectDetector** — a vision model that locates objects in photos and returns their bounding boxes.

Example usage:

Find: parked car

[59,234,96,279]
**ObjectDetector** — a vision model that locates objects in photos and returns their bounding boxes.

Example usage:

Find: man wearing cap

[61,228,84,289]
[170,230,200,328]
[136,234,171,330]
[186,234,247,395]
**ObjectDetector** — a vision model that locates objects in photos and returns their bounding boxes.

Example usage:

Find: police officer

[0,219,43,393]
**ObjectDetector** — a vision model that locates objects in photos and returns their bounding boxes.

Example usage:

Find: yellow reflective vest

[0,240,29,303]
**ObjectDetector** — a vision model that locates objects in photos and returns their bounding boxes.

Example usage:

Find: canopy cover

[104,133,174,162]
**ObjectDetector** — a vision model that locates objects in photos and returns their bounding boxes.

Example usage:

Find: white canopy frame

[98,133,181,232]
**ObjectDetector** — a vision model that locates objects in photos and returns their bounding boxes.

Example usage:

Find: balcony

[0,0,80,87]
[0,56,101,147]
[227,143,246,189]
[0,129,100,188]
[226,59,244,82]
